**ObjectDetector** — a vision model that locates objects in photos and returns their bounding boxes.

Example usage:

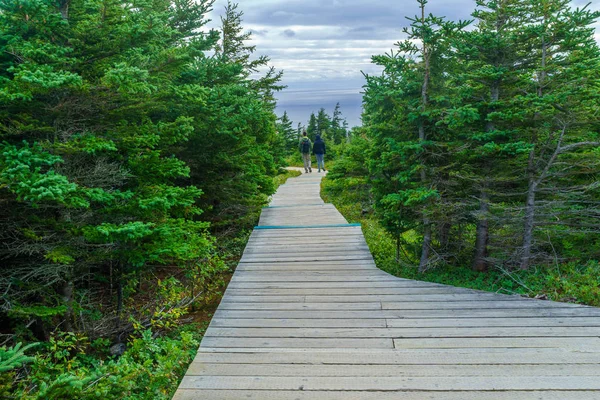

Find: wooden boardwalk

[173,171,600,399]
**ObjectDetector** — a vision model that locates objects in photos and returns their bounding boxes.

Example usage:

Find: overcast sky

[208,0,600,128]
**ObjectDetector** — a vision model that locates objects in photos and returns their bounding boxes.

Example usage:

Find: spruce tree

[306,112,318,137]
[331,102,349,144]
[365,0,468,271]
[316,107,332,138]
[516,0,600,269]
[277,111,297,154]
[448,0,525,271]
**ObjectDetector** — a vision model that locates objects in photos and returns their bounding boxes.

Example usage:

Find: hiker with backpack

[312,134,326,172]
[299,131,312,173]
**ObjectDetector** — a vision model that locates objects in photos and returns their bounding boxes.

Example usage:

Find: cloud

[208,0,600,127]
[282,29,296,37]
[249,28,268,36]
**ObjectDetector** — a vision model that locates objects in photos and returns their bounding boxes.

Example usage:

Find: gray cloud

[242,0,474,29]
[282,29,296,37]
[249,28,268,36]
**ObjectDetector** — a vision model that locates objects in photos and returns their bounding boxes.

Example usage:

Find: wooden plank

[218,301,582,310]
[242,250,370,257]
[231,272,389,279]
[210,318,388,328]
[385,316,600,328]
[247,238,368,245]
[380,300,584,310]
[213,308,600,319]
[231,271,388,277]
[199,337,394,349]
[221,293,528,303]
[224,287,475,295]
[217,302,382,310]
[229,275,395,282]
[225,281,451,289]
[173,390,600,400]
[236,260,376,266]
[210,317,600,328]
[392,337,600,350]
[185,362,600,377]
[178,375,600,390]
[302,293,527,302]
[250,227,362,234]
[235,265,377,271]
[243,245,371,253]
[205,327,600,338]
[192,349,600,364]
[239,255,375,262]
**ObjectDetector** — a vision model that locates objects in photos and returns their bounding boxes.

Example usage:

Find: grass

[273,168,302,187]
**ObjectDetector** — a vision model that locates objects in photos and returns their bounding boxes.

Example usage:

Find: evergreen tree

[277,111,297,154]
[516,0,600,269]
[331,102,349,144]
[448,0,525,271]
[0,0,220,337]
[316,107,331,138]
[349,0,600,275]
[178,2,284,231]
[306,112,318,137]
[296,122,305,146]
[364,0,468,271]
[0,0,283,344]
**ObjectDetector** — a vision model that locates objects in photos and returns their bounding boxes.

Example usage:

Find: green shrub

[4,325,204,400]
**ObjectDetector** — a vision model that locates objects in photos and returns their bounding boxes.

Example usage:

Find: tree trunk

[472,76,498,271]
[520,178,537,270]
[58,0,70,19]
[417,1,431,273]
[419,224,432,273]
[60,280,74,332]
[521,18,547,270]
[418,121,432,273]
[473,187,490,271]
[395,233,401,262]
[439,221,451,251]
[116,276,123,329]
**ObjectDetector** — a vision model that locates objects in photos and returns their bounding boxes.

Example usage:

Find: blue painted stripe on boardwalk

[262,203,326,209]
[254,223,361,230]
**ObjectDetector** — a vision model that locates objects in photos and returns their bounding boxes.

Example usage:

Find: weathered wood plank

[239,255,375,262]
[392,337,600,349]
[199,337,394,349]
[210,317,600,328]
[225,280,457,289]
[173,390,600,400]
[223,287,473,294]
[217,301,583,310]
[209,318,389,328]
[178,375,600,390]
[217,302,382,310]
[221,293,527,303]
[185,363,600,377]
[213,308,600,319]
[205,327,600,338]
[192,349,600,363]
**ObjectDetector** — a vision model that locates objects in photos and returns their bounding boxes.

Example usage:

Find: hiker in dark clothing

[299,131,312,173]
[313,134,326,172]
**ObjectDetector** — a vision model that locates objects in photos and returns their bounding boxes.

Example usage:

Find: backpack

[301,139,310,153]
